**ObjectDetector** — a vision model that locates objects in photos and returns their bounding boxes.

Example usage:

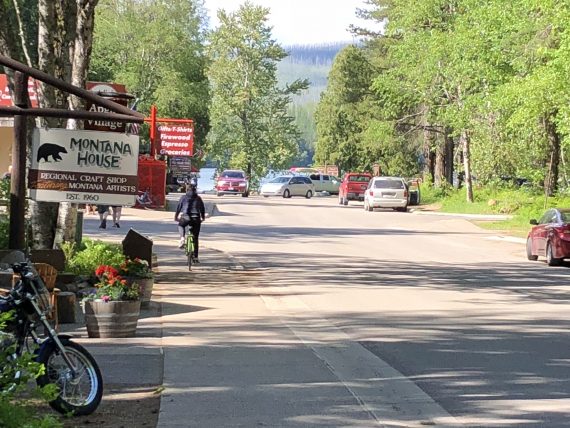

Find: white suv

[364,177,408,212]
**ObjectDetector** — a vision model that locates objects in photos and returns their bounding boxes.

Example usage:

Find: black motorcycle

[0,258,103,415]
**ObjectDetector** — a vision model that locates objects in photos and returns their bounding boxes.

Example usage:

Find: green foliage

[423,182,570,236]
[65,239,124,276]
[58,241,76,272]
[119,258,153,279]
[0,179,10,250]
[314,0,570,195]
[314,45,377,173]
[91,0,210,149]
[0,312,62,428]
[206,2,308,179]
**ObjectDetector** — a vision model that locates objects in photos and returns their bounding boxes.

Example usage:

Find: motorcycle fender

[37,335,72,355]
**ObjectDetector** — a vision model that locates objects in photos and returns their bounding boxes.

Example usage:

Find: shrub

[65,239,124,276]
[0,312,62,428]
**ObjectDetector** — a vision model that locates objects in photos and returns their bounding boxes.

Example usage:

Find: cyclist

[174,182,205,262]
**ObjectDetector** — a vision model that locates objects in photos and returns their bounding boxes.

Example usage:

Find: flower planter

[124,276,154,308]
[84,300,141,338]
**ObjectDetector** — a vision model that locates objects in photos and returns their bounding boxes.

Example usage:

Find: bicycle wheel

[186,235,194,271]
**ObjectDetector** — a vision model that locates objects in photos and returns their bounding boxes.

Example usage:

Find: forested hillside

[278,42,348,166]
[278,42,347,104]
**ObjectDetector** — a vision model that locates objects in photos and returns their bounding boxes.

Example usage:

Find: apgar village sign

[29,128,139,205]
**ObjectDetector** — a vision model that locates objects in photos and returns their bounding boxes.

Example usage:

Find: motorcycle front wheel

[36,338,103,416]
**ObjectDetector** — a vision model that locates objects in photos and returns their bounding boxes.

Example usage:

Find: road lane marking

[261,295,461,428]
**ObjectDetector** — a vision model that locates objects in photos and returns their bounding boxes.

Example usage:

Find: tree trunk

[37,0,57,114]
[543,114,560,197]
[444,129,454,185]
[54,0,98,248]
[0,4,23,60]
[461,130,473,203]
[434,142,445,187]
[423,126,435,183]
[68,0,96,115]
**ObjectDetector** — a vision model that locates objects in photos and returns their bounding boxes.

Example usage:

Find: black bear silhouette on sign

[37,143,68,162]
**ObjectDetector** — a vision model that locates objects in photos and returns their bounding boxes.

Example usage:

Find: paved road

[82,195,570,427]
[201,195,570,427]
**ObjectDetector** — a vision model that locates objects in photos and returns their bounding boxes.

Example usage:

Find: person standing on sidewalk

[96,205,110,229]
[174,184,205,262]
[111,205,122,228]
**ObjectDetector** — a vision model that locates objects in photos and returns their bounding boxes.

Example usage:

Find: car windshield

[221,171,244,179]
[561,212,570,223]
[374,179,405,189]
[349,175,370,182]
[270,177,290,184]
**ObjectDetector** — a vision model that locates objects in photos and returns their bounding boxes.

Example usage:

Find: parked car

[527,208,570,265]
[308,173,340,194]
[363,176,409,212]
[260,176,315,198]
[338,173,372,205]
[215,170,249,197]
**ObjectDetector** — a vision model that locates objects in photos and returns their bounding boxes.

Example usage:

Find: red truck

[338,172,372,205]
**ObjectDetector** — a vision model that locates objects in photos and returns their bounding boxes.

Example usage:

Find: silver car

[260,176,315,198]
[363,177,408,212]
[308,173,341,194]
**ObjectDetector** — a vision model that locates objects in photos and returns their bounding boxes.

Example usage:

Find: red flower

[95,265,119,278]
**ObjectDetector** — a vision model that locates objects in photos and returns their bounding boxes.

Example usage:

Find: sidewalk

[58,244,241,427]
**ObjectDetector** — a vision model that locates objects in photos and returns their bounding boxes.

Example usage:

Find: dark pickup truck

[338,172,372,205]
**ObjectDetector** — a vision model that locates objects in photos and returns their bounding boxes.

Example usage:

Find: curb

[486,236,526,244]
[410,209,512,221]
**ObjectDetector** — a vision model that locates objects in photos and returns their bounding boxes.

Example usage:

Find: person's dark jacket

[175,191,205,221]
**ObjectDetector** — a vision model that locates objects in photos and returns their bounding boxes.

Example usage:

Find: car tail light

[369,191,374,197]
[404,190,408,198]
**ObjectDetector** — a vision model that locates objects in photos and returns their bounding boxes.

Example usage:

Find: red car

[338,172,372,205]
[527,208,570,265]
[215,170,249,197]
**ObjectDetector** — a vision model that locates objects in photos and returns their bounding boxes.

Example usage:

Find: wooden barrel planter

[124,277,154,308]
[84,300,140,338]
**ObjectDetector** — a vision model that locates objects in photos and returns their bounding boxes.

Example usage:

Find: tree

[347,0,570,200]
[90,0,210,150]
[314,45,376,174]
[206,2,308,178]
[0,0,99,248]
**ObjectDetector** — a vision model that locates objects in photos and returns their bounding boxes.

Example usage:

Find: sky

[203,0,377,45]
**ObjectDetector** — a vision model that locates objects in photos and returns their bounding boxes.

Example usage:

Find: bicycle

[184,226,196,271]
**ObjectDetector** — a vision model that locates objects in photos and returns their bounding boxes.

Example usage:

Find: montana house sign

[29,128,140,205]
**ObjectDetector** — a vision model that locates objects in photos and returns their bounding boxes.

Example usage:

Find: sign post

[149,104,157,156]
[9,72,29,249]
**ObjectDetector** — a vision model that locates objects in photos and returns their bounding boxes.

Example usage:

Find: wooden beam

[0,55,144,119]
[0,106,144,123]
[9,72,28,250]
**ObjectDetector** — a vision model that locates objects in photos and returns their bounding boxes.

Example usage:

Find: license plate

[382,192,396,197]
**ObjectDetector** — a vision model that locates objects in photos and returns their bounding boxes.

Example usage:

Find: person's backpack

[186,195,199,217]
